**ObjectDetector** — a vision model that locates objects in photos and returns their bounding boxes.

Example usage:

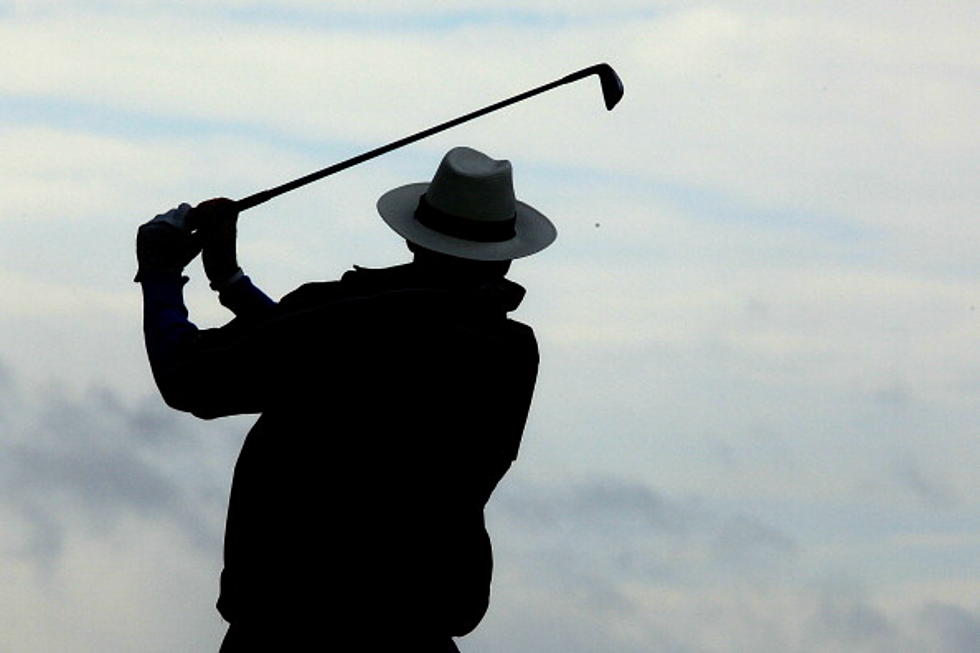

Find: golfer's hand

[134,203,201,282]
[193,197,242,291]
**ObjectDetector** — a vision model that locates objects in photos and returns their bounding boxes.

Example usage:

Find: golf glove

[194,197,242,291]
[134,203,201,282]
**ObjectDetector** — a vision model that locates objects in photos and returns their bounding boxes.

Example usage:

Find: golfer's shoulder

[278,280,345,310]
[278,265,382,311]
[275,265,419,324]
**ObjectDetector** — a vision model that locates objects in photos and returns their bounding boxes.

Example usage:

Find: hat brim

[377,183,557,261]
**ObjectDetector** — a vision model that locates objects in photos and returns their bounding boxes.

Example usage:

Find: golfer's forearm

[218,274,277,317]
[141,276,198,350]
[140,277,201,410]
[140,277,269,418]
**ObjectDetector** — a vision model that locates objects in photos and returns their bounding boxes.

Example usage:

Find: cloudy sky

[1,1,978,651]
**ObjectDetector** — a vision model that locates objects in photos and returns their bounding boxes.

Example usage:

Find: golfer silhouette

[135,147,555,651]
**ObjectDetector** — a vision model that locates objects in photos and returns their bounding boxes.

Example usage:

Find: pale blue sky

[1,2,978,651]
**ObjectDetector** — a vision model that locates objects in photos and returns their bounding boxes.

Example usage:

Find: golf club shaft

[235,63,620,212]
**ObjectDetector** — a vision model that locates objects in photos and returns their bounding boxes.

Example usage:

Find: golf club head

[596,63,625,110]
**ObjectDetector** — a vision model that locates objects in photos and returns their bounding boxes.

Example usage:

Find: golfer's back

[216,264,539,645]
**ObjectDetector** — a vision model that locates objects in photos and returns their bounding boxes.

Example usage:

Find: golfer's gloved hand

[193,197,243,291]
[134,203,201,282]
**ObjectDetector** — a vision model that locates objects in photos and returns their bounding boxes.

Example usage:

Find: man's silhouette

[135,147,556,650]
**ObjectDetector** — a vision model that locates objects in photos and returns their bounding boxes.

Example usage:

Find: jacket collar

[341,264,526,314]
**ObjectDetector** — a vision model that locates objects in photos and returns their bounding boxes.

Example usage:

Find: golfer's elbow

[148,368,218,419]
[159,373,262,419]
[156,384,217,419]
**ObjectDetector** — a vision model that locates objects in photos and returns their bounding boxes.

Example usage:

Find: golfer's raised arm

[135,200,277,418]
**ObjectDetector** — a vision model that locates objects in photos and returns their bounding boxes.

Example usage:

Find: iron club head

[558,63,625,110]
[595,63,625,110]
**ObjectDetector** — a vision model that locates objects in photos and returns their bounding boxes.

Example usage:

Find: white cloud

[0,374,240,652]
[0,513,226,653]
[467,475,980,653]
[3,0,975,272]
[9,0,663,15]
[0,364,976,652]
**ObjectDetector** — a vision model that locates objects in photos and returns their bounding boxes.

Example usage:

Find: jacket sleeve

[140,274,279,419]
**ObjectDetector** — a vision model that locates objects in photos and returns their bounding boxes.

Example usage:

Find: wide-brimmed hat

[377,146,557,261]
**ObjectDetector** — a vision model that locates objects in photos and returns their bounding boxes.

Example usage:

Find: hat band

[415,195,517,243]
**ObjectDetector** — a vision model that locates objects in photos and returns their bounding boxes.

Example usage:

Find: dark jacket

[140,263,538,640]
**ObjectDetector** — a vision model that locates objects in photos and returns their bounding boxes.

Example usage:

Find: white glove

[149,203,194,231]
[134,203,201,282]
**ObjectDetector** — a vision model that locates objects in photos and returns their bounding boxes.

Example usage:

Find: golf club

[234,62,624,212]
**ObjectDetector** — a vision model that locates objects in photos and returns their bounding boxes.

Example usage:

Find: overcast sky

[1,2,978,651]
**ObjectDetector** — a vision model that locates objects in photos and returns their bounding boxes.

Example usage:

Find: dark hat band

[414,195,517,243]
